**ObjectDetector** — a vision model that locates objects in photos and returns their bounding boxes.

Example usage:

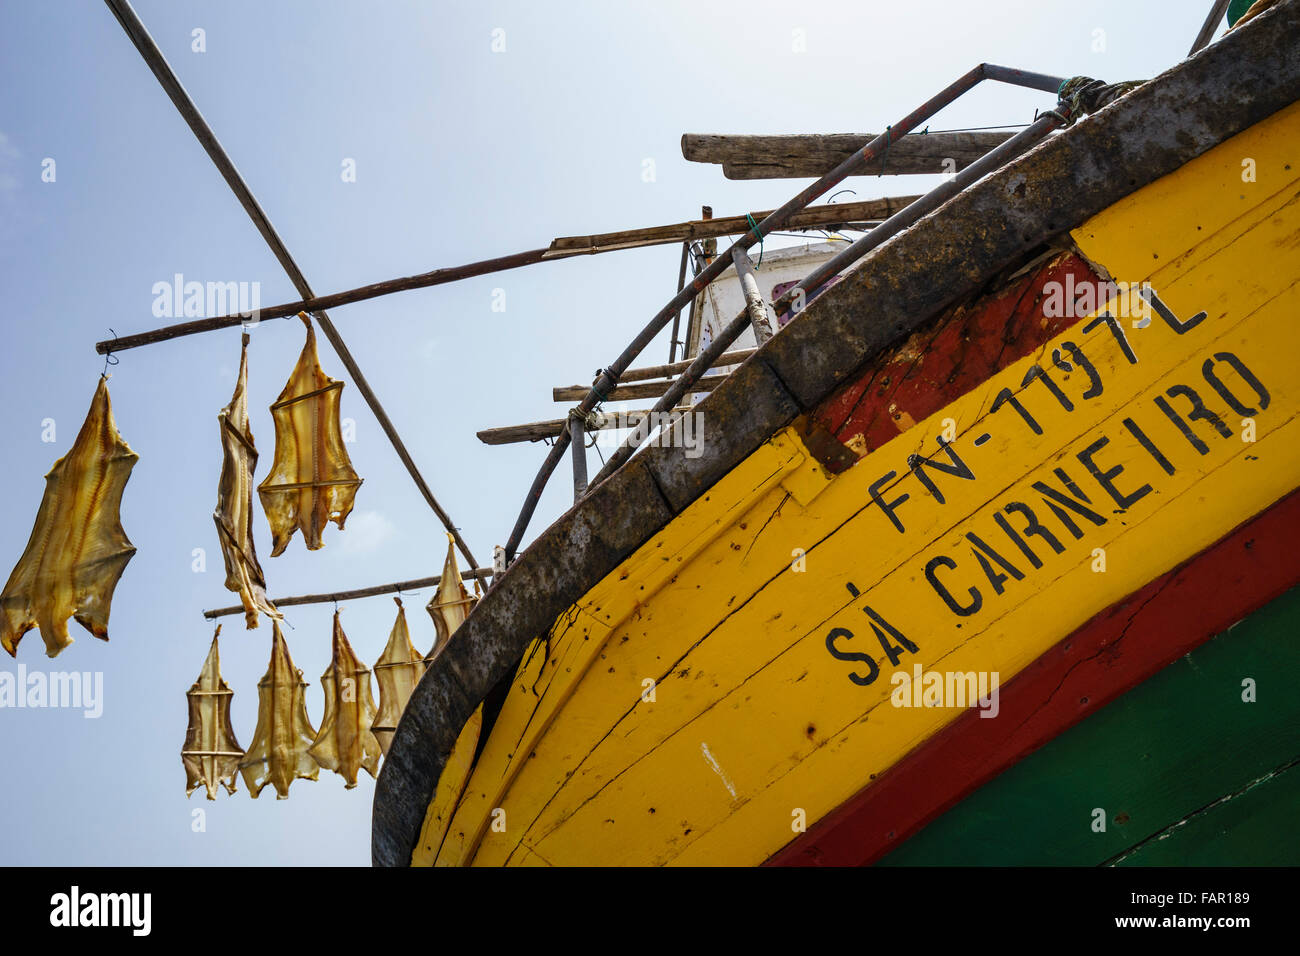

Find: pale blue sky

[0,1,1218,865]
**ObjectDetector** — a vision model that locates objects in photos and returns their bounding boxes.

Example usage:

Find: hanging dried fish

[425,535,478,662]
[239,621,319,799]
[214,334,281,629]
[1,377,138,659]
[182,626,244,800]
[258,314,362,555]
[310,610,382,787]
[371,597,427,755]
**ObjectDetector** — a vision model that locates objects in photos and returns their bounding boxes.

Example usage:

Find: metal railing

[504,63,1072,563]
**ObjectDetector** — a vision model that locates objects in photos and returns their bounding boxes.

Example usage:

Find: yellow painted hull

[413,100,1300,868]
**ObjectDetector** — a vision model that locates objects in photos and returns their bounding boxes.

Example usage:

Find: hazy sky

[0,1,1222,865]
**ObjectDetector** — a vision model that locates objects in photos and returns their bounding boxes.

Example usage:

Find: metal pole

[502,63,1068,562]
[669,241,690,363]
[1189,0,1232,54]
[103,0,481,576]
[569,414,588,501]
[733,248,775,345]
[979,65,1067,94]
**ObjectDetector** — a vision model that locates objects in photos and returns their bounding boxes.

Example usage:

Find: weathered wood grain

[682,131,1014,179]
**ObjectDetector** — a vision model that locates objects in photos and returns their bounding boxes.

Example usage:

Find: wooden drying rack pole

[483,347,758,443]
[93,198,913,355]
[104,0,481,576]
[553,374,726,402]
[479,406,693,446]
[202,568,495,619]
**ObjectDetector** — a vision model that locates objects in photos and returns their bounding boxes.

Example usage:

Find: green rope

[745,213,764,269]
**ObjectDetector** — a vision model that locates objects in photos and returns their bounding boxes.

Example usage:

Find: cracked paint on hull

[802,251,1106,473]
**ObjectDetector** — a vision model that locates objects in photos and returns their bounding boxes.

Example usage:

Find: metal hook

[102,329,121,378]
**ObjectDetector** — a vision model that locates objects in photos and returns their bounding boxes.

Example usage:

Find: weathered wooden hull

[373,2,1300,867]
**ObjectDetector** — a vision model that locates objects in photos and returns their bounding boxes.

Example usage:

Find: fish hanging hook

[102,329,121,378]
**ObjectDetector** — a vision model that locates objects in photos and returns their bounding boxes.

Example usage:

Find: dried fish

[258,314,362,555]
[239,621,319,799]
[182,626,244,800]
[214,334,280,629]
[426,536,478,662]
[371,597,427,755]
[310,610,382,787]
[1,377,138,658]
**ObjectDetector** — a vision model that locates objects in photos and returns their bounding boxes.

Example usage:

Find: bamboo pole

[94,196,914,355]
[103,0,481,576]
[202,568,494,619]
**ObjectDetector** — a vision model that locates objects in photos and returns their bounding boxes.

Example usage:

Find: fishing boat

[372,0,1300,866]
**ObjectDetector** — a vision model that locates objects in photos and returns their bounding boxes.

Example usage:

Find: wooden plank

[552,374,725,402]
[545,197,919,256]
[682,131,1014,179]
[411,703,484,866]
[769,489,1300,865]
[620,349,756,384]
[1110,757,1300,865]
[478,408,676,446]
[874,584,1300,866]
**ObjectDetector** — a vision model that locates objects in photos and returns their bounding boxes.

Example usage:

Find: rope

[878,125,892,177]
[568,407,601,431]
[745,213,765,269]
[1055,76,1143,127]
